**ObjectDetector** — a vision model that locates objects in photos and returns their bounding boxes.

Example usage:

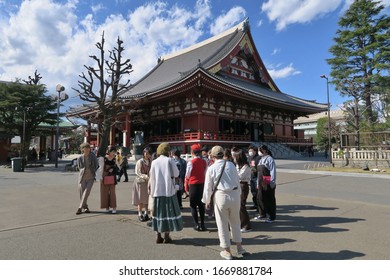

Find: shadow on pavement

[246,249,365,260]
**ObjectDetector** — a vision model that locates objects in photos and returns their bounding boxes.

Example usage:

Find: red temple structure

[68,19,326,154]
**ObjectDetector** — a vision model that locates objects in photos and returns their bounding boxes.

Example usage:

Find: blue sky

[0,0,389,111]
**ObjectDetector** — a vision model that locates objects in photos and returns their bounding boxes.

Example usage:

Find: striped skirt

[152,195,183,233]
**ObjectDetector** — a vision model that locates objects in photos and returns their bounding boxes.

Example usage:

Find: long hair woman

[133,147,152,221]
[232,149,252,232]
[257,145,276,223]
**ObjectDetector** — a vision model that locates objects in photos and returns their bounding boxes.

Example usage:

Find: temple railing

[332,149,390,160]
[264,135,313,144]
[332,149,390,168]
[148,132,308,144]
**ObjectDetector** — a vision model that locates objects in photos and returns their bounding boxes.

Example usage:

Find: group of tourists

[75,141,277,260]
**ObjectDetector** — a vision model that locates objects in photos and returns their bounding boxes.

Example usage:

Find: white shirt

[149,155,179,197]
[202,159,241,205]
[237,164,251,184]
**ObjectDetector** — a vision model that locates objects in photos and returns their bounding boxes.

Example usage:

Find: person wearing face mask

[247,145,264,218]
[256,145,277,223]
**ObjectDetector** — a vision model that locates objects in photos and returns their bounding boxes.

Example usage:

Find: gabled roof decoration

[118,18,325,112]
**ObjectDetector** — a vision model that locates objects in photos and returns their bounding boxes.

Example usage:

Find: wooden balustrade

[148,132,306,143]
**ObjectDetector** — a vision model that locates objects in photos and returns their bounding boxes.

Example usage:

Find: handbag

[262,176,271,186]
[103,175,115,185]
[168,160,180,191]
[210,160,226,205]
[134,176,146,183]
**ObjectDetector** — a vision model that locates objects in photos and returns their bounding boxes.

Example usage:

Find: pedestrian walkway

[0,156,389,260]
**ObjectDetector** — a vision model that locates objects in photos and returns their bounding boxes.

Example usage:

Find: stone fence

[332,149,390,168]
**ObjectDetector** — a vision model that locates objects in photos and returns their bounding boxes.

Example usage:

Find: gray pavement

[0,156,389,260]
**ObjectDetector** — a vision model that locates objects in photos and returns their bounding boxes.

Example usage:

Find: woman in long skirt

[149,142,183,243]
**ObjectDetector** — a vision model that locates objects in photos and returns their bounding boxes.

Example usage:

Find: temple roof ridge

[161,18,248,61]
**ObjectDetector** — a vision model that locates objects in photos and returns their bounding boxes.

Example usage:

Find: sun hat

[210,146,224,157]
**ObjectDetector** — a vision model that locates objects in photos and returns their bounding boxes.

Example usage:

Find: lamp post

[320,74,332,164]
[55,84,65,168]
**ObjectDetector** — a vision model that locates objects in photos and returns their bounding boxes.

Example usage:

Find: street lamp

[55,84,65,168]
[15,106,27,171]
[320,74,332,164]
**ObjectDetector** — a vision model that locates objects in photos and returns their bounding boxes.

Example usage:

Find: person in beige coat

[76,143,99,215]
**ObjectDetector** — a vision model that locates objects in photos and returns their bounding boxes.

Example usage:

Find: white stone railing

[332,149,390,168]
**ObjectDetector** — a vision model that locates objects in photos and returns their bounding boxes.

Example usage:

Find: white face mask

[248,151,254,157]
[258,151,263,156]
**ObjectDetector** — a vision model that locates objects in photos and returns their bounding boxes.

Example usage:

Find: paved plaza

[0,156,389,260]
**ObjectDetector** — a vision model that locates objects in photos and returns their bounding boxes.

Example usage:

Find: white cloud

[262,0,343,31]
[268,63,301,79]
[91,3,105,14]
[271,48,281,55]
[0,0,213,106]
[210,6,246,35]
[262,0,390,31]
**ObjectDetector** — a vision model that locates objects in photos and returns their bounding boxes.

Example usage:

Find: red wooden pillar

[125,114,131,148]
[86,122,92,143]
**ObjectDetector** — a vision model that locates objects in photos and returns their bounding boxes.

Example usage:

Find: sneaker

[220,251,233,260]
[237,248,249,256]
[254,215,266,220]
[182,193,189,199]
[241,228,252,233]
[138,215,145,222]
[142,213,150,221]
[84,208,90,213]
[265,218,274,223]
[76,208,82,215]
[112,210,117,214]
[199,225,207,232]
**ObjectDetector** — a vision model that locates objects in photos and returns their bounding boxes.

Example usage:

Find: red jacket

[184,157,207,191]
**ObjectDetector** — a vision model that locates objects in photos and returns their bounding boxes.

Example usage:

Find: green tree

[72,32,133,156]
[64,128,84,154]
[316,117,338,151]
[0,80,57,164]
[327,0,390,126]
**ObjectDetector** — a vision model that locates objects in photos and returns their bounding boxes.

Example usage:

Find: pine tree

[327,0,390,127]
[0,77,57,164]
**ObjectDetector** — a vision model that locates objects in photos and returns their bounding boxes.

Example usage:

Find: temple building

[68,19,326,154]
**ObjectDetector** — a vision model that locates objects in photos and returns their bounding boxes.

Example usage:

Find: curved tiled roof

[211,72,327,112]
[108,18,326,114]
[119,20,245,99]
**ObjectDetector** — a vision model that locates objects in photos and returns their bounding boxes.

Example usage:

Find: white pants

[213,189,242,249]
